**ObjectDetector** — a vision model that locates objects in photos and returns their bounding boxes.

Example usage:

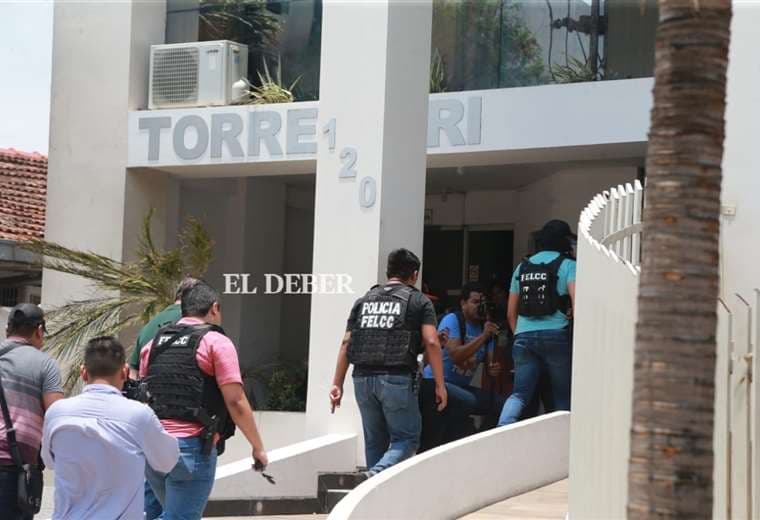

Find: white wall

[425,190,519,227]
[424,167,637,266]
[128,80,653,170]
[43,0,166,307]
[714,3,760,517]
[720,2,760,307]
[513,167,637,263]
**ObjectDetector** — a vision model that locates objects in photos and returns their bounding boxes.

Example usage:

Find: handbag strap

[0,343,25,469]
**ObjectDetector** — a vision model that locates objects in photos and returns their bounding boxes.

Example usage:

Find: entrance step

[317,472,368,513]
[324,489,351,513]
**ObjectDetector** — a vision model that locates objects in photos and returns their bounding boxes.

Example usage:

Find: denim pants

[498,328,572,426]
[420,380,504,451]
[446,382,503,417]
[0,470,30,520]
[353,373,421,475]
[145,436,217,520]
[144,479,163,520]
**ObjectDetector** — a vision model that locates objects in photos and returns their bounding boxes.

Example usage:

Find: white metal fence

[568,181,642,519]
[715,290,760,519]
[569,180,760,519]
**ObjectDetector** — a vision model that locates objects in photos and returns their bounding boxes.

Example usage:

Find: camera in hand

[122,378,143,401]
[477,298,496,321]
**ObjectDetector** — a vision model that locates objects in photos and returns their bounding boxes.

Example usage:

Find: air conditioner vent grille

[152,47,199,106]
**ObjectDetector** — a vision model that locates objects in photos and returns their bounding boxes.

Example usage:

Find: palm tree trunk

[628,0,731,517]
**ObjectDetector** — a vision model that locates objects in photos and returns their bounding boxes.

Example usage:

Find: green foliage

[551,57,597,84]
[199,0,281,55]
[431,0,546,90]
[237,57,301,104]
[266,364,307,412]
[500,2,547,87]
[430,48,449,93]
[24,211,214,392]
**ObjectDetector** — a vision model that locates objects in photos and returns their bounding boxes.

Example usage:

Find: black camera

[477,299,496,321]
[122,378,143,401]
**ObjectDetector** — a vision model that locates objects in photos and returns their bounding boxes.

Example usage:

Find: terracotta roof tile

[0,148,47,242]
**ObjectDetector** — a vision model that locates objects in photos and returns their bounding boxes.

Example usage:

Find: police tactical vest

[517,255,566,317]
[347,284,422,370]
[144,324,235,443]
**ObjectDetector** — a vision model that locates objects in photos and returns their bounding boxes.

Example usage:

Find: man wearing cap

[498,220,576,426]
[0,304,63,519]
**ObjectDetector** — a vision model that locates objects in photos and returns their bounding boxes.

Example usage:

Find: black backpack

[517,255,566,317]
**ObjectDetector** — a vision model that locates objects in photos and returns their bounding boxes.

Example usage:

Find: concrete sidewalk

[40,480,566,519]
[460,479,568,520]
[207,480,567,520]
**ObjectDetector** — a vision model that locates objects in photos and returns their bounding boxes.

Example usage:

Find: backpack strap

[0,361,25,469]
[454,311,467,344]
[546,254,566,272]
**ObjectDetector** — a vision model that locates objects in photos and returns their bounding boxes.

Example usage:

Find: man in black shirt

[329,249,447,476]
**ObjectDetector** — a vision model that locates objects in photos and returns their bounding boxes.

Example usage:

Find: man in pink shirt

[139,281,267,520]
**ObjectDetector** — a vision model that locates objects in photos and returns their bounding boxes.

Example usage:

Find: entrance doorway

[422,226,514,313]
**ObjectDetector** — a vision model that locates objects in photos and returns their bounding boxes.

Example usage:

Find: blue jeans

[353,374,421,474]
[446,383,502,417]
[0,470,29,520]
[145,436,217,520]
[498,329,572,426]
[144,479,162,520]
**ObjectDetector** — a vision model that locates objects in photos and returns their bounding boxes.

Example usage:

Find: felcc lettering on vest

[521,272,548,282]
[359,301,402,329]
[157,334,189,346]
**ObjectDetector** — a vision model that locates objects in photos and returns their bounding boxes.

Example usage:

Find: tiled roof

[0,148,47,242]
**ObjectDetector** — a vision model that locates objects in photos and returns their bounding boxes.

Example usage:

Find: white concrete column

[43,0,166,306]
[305,0,433,461]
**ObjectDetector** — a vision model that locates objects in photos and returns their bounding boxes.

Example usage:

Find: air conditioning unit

[149,40,248,109]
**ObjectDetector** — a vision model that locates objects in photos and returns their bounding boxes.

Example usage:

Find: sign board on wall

[128,95,483,167]
[127,79,653,169]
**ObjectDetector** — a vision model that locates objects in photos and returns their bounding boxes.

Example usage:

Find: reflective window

[166,0,322,101]
[164,0,657,102]
[430,0,657,92]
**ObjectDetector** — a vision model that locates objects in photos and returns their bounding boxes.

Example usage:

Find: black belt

[0,464,19,473]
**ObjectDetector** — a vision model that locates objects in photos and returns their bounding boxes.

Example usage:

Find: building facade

[46,0,659,461]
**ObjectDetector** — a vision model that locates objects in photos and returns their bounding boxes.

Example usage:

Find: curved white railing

[585,180,644,268]
[568,181,642,519]
[570,181,760,519]
[329,412,570,520]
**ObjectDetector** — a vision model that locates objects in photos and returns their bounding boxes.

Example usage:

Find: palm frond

[22,211,214,394]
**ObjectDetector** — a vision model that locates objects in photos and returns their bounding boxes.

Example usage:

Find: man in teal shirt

[127,278,198,378]
[498,220,576,425]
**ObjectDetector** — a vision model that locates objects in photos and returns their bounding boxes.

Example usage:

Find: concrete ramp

[329,412,569,520]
